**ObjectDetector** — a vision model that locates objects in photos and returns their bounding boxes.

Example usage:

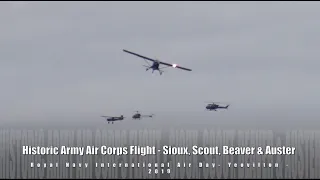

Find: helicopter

[101,115,125,124]
[132,111,154,120]
[205,102,230,111]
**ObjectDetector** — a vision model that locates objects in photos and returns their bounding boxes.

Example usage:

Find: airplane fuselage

[107,118,123,121]
[102,115,124,124]
[151,62,160,70]
[146,61,163,75]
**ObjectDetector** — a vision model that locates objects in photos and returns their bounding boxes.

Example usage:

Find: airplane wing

[123,49,155,62]
[123,49,192,71]
[101,116,112,118]
[158,61,192,71]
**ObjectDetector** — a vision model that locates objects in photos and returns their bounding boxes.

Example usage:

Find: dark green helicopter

[205,102,230,111]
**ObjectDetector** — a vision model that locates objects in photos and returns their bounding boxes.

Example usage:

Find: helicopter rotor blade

[205,101,228,104]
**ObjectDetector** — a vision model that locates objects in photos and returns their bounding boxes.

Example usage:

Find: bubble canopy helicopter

[132,111,154,120]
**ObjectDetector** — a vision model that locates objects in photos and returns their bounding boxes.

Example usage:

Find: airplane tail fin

[226,105,229,109]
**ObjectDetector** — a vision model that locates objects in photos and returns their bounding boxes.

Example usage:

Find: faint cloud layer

[0,2,319,123]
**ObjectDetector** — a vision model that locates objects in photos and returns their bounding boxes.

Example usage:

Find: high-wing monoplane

[132,111,154,120]
[101,115,125,124]
[205,102,229,111]
[123,49,192,75]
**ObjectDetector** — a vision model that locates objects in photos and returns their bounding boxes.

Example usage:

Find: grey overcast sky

[1,2,320,127]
